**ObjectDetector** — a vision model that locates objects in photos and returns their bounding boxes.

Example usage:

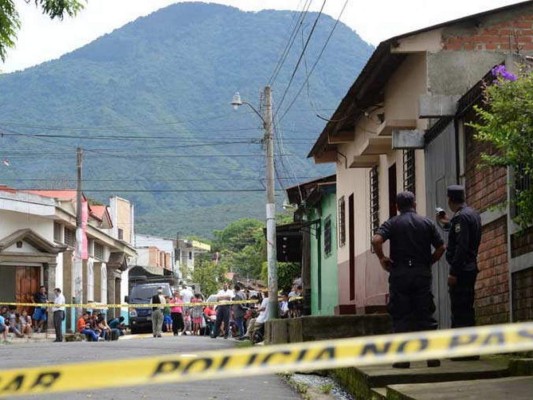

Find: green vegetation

[0,2,373,237]
[319,383,334,394]
[471,66,533,227]
[190,254,228,297]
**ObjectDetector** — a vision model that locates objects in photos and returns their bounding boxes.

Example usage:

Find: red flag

[81,199,88,260]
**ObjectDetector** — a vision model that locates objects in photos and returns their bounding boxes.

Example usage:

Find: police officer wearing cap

[437,185,481,333]
[372,191,446,369]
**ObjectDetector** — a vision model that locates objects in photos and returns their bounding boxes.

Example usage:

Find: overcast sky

[1,0,525,72]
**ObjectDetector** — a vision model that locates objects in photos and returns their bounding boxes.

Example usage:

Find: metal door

[425,122,457,329]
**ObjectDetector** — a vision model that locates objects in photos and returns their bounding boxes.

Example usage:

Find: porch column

[106,266,121,319]
[45,262,57,332]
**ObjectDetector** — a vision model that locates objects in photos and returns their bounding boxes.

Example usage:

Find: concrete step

[370,387,387,400]
[509,358,533,376]
[355,358,509,388]
[386,376,533,400]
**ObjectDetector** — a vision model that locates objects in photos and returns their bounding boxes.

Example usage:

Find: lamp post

[231,86,278,319]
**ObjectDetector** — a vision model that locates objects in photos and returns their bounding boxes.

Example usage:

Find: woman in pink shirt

[169,292,184,336]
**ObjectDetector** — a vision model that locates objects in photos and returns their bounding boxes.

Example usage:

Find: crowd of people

[145,282,304,344]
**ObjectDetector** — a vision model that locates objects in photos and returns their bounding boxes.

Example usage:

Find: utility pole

[231,86,278,318]
[74,147,83,320]
[264,85,278,319]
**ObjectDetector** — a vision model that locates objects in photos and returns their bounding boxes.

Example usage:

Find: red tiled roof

[89,205,107,220]
[25,190,77,201]
[0,185,17,193]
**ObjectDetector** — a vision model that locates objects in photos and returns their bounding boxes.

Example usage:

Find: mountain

[0,2,373,237]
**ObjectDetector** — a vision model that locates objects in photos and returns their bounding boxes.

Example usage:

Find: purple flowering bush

[471,67,532,227]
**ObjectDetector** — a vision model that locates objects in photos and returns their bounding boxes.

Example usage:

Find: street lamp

[231,86,278,319]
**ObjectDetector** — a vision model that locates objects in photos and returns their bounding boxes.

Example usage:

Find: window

[64,227,75,247]
[324,216,332,257]
[54,222,62,242]
[403,149,416,194]
[370,166,380,239]
[94,242,104,260]
[338,196,346,247]
[188,251,193,260]
[118,228,124,240]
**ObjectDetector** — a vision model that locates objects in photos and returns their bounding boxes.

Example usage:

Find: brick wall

[464,113,509,324]
[443,13,533,52]
[511,226,533,258]
[512,267,533,321]
[475,218,509,325]
[464,121,507,213]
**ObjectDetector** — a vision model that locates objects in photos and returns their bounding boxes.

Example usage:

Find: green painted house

[284,175,338,316]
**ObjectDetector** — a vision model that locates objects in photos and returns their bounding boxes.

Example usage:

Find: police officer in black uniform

[372,191,445,369]
[437,185,481,334]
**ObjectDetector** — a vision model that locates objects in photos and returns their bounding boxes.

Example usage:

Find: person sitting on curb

[0,313,8,343]
[108,316,127,336]
[77,311,101,342]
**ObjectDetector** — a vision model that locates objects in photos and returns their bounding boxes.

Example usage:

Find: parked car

[126,282,172,334]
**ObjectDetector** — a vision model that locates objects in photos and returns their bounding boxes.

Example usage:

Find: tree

[0,0,84,61]
[213,218,266,279]
[191,254,228,297]
[471,65,533,227]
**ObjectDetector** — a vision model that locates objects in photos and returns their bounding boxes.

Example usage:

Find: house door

[425,122,457,329]
[16,266,41,312]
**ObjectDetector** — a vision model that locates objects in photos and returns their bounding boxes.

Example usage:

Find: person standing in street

[232,284,246,337]
[437,185,481,348]
[372,191,446,369]
[32,285,48,333]
[150,287,166,338]
[51,288,65,342]
[212,282,233,339]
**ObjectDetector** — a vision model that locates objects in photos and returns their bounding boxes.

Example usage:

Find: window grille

[64,227,75,247]
[324,216,332,257]
[370,166,380,238]
[94,242,104,260]
[403,149,416,194]
[338,196,346,247]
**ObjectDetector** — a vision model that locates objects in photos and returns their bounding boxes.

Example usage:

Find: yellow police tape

[0,299,260,309]
[0,322,532,398]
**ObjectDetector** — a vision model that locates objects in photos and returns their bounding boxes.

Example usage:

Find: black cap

[447,185,465,202]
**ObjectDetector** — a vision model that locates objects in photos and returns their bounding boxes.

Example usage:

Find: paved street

[1,334,301,400]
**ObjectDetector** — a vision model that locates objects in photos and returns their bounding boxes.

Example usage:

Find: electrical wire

[278,0,349,123]
[273,0,327,120]
[268,0,313,86]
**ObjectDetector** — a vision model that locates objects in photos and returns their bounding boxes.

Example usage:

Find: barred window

[338,196,346,247]
[370,166,380,239]
[94,242,104,260]
[403,149,416,194]
[64,227,75,247]
[324,216,332,257]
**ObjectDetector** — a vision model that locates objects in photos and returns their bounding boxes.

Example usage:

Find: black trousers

[388,264,437,333]
[53,310,64,341]
[449,269,477,328]
[171,312,184,334]
[213,305,230,337]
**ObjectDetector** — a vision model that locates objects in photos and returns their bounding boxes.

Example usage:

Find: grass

[319,383,334,394]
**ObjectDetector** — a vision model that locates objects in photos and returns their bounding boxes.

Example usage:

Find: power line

[273,0,327,119]
[278,0,349,123]
[268,0,313,86]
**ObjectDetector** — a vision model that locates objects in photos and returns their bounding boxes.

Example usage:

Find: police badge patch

[455,223,461,233]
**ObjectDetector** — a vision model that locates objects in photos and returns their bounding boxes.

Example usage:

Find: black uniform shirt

[445,205,481,275]
[376,209,444,266]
